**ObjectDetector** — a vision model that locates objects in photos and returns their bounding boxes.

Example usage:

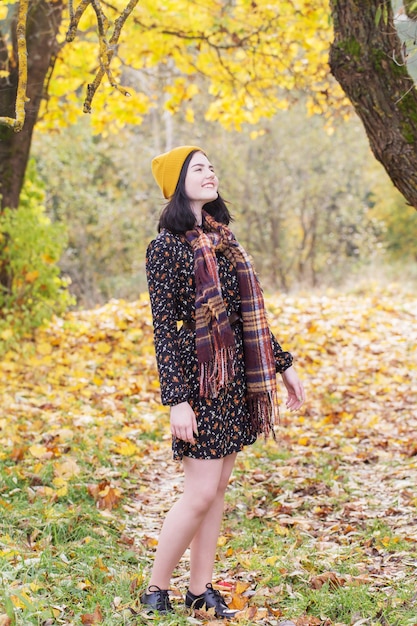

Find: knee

[187,484,218,515]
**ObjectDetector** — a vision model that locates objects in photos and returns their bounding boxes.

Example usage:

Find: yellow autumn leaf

[36,342,53,355]
[185,107,195,124]
[29,444,50,459]
[10,591,34,609]
[94,342,112,354]
[77,579,93,590]
[52,477,67,488]
[265,555,279,566]
[52,478,68,496]
[113,440,139,456]
[274,525,289,536]
[235,581,251,594]
[237,555,252,567]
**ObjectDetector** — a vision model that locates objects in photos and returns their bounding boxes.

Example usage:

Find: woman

[142,145,305,617]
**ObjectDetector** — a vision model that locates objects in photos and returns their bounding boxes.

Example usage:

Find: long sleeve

[146,233,189,406]
[270,330,293,373]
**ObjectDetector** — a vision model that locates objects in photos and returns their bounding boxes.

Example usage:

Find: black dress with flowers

[145,228,293,460]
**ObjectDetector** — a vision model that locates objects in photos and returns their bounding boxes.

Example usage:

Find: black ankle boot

[140,585,173,613]
[185,583,238,618]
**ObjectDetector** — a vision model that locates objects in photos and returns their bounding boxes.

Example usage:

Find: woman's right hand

[170,401,199,444]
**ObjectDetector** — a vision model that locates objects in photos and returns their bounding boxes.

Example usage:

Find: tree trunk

[0,0,64,211]
[329,0,417,210]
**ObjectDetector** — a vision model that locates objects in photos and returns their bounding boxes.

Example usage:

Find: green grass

[1,424,417,625]
[0,452,145,625]
[217,442,417,625]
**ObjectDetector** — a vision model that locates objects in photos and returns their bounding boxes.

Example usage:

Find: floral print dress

[145,228,293,460]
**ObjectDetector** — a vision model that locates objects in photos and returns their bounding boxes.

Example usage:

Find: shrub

[0,163,74,353]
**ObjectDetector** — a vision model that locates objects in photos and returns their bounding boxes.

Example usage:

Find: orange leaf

[10,446,26,462]
[229,593,247,610]
[25,270,39,283]
[81,604,103,624]
[310,571,346,590]
[87,480,122,510]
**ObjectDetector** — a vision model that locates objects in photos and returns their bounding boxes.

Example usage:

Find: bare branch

[91,0,110,38]
[111,0,139,44]
[83,0,139,114]
[66,0,92,43]
[0,0,29,132]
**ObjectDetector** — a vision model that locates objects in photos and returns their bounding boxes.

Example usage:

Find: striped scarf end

[199,346,236,398]
[248,393,279,440]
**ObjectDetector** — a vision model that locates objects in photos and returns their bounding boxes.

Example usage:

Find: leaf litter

[0,285,416,625]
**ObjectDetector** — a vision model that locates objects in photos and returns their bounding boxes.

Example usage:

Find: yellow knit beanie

[151,145,205,199]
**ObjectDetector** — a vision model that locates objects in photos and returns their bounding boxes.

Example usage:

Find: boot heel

[185,583,238,618]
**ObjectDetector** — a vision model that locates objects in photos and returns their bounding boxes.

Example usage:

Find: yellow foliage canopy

[34,0,345,133]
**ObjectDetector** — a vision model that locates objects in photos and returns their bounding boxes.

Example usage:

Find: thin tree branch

[83,0,139,114]
[0,0,29,131]
[66,0,92,43]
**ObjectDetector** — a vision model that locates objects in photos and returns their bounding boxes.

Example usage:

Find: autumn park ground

[0,283,416,626]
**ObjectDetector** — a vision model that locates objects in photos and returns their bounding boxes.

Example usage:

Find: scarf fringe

[247,392,279,439]
[199,345,236,398]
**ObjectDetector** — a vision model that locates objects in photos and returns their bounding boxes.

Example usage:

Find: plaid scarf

[185,211,278,437]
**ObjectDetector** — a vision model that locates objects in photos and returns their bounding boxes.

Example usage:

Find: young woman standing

[142,146,305,617]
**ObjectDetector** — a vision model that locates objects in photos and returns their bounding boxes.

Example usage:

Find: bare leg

[188,452,237,594]
[148,456,226,589]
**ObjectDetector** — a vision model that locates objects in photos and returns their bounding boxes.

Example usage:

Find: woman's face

[184,151,219,209]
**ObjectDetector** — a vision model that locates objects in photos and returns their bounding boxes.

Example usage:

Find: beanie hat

[151,145,204,199]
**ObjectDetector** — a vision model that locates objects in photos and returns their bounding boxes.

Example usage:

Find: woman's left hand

[281,366,305,411]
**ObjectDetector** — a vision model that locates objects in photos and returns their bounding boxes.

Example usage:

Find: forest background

[31,101,417,308]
